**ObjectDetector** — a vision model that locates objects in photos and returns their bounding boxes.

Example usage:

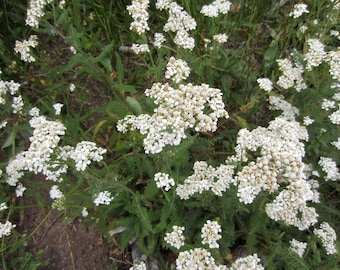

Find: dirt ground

[16,175,132,270]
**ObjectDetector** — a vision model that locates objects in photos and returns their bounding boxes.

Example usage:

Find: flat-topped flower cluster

[117,57,228,154]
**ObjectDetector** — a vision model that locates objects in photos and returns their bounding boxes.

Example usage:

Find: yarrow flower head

[230,254,264,270]
[154,172,175,191]
[304,39,327,71]
[131,43,150,54]
[314,222,337,255]
[129,261,146,270]
[11,95,24,114]
[26,0,53,28]
[213,33,228,44]
[0,221,16,239]
[257,78,273,92]
[176,248,224,269]
[201,220,222,249]
[93,191,113,206]
[318,157,340,181]
[303,116,314,126]
[276,58,306,91]
[154,32,166,48]
[164,225,185,249]
[200,0,232,17]
[289,3,309,18]
[49,185,63,199]
[157,1,197,50]
[176,161,235,199]
[117,59,228,154]
[53,103,63,115]
[81,207,89,217]
[165,57,190,83]
[68,141,106,171]
[69,83,76,92]
[0,202,7,211]
[14,35,38,63]
[289,238,308,257]
[326,50,340,81]
[126,0,150,35]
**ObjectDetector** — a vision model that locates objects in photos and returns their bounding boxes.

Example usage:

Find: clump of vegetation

[0,0,339,269]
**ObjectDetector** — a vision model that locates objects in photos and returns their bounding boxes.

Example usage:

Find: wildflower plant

[0,0,339,269]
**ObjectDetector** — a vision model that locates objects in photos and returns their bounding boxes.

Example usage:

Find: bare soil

[16,175,131,270]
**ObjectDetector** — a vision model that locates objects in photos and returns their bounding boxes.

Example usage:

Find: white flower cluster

[304,39,327,71]
[266,180,318,230]
[201,220,222,249]
[5,113,106,195]
[131,43,150,54]
[164,225,185,249]
[289,3,309,18]
[126,0,150,35]
[0,79,21,105]
[230,254,264,270]
[0,202,7,211]
[82,207,89,217]
[154,32,166,48]
[6,115,66,191]
[276,58,307,91]
[12,96,24,114]
[53,103,63,115]
[213,33,228,44]
[165,57,190,83]
[154,172,175,191]
[0,221,16,239]
[303,116,314,126]
[176,161,235,199]
[68,141,107,171]
[234,117,308,202]
[156,0,197,50]
[129,261,146,270]
[0,121,7,129]
[314,222,337,255]
[318,157,340,181]
[269,95,299,120]
[257,78,273,92]
[49,185,63,199]
[289,238,307,258]
[69,83,76,92]
[329,106,340,125]
[331,137,340,150]
[93,191,113,206]
[327,50,340,81]
[26,0,53,28]
[176,248,227,270]
[117,58,228,154]
[321,99,336,111]
[200,0,232,17]
[14,35,39,63]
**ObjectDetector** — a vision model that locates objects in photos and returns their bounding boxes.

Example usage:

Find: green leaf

[2,131,16,149]
[118,84,137,94]
[115,52,124,83]
[126,96,142,115]
[133,196,154,233]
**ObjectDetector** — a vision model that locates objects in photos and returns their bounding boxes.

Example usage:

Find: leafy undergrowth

[0,1,339,269]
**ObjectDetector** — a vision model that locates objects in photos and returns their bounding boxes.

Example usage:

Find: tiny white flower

[289,4,309,18]
[94,191,113,206]
[53,103,63,115]
[164,225,185,249]
[81,207,89,217]
[154,172,175,191]
[0,203,7,211]
[69,83,76,92]
[257,78,273,92]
